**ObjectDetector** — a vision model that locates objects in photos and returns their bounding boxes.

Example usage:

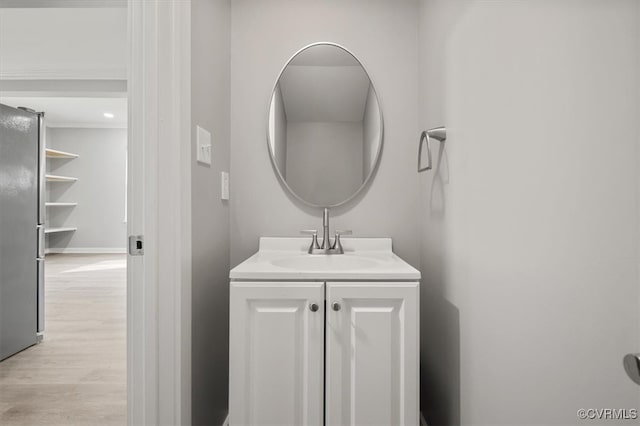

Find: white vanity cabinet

[229,282,325,426]
[229,238,421,426]
[325,282,419,426]
[230,281,418,426]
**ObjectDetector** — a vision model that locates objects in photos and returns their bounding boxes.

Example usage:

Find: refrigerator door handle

[37,225,45,258]
[37,113,46,225]
[37,258,45,334]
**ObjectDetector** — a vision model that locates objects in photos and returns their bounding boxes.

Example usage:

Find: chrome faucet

[301,208,351,254]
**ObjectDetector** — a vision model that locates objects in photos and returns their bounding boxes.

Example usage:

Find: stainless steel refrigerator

[0,103,46,361]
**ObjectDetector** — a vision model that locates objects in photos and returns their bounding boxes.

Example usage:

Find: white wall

[418,1,640,425]
[46,127,126,252]
[191,1,231,425]
[230,0,421,266]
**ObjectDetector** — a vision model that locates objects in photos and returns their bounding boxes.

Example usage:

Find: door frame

[128,0,192,424]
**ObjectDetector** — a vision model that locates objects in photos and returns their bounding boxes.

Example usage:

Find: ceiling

[0,96,127,128]
[279,65,371,123]
[0,7,127,80]
[0,1,126,7]
[0,5,127,128]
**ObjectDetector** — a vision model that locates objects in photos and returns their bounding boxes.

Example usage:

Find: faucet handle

[300,230,320,250]
[332,230,352,253]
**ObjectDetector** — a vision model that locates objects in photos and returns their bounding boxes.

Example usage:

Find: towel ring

[418,127,447,172]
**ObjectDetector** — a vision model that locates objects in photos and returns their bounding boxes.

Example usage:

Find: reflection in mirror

[268,43,383,208]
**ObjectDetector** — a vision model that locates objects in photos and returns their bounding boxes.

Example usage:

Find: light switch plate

[196,125,212,165]
[221,172,229,200]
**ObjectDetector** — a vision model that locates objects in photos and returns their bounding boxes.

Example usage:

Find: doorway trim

[127,1,192,424]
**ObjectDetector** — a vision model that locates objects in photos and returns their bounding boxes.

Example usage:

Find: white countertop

[230,237,421,281]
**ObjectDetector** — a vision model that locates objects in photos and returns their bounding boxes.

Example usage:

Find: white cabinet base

[326,282,419,426]
[229,282,324,426]
[229,281,419,426]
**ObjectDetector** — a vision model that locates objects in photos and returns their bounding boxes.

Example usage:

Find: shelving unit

[46,202,78,207]
[44,227,77,234]
[45,147,79,243]
[45,148,79,159]
[46,174,77,183]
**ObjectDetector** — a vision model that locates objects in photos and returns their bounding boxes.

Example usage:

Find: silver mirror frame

[266,41,384,209]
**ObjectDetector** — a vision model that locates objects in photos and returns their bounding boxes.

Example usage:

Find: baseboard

[221,412,421,425]
[46,247,127,254]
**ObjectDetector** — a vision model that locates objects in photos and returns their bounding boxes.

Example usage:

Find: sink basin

[229,237,421,280]
[270,255,379,271]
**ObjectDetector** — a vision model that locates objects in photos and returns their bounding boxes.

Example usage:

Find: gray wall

[230,0,421,267]
[46,127,126,251]
[418,1,640,425]
[191,0,231,425]
[286,121,363,206]
[191,3,640,424]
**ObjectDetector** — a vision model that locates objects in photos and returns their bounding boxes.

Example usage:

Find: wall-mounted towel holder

[418,127,447,172]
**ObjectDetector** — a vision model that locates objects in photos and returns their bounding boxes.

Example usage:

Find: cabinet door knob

[332,302,341,311]
[309,303,319,312]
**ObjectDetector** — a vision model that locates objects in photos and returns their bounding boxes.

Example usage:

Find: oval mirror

[267,43,383,208]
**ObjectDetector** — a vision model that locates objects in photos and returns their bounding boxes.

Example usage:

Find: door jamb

[127,1,192,424]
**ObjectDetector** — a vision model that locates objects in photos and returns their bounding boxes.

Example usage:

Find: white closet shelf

[45,148,79,159]
[46,174,78,182]
[45,148,79,249]
[44,227,77,234]
[45,202,78,207]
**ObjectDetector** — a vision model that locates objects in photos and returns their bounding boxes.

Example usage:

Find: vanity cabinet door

[325,282,419,426]
[229,282,324,426]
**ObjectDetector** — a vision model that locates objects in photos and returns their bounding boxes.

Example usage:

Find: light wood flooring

[0,254,126,426]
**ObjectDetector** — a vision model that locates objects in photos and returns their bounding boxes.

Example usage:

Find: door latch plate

[128,235,144,256]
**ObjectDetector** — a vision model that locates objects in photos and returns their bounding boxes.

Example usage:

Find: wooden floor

[0,254,126,426]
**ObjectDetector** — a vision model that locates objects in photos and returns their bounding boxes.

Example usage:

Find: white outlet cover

[197,125,212,165]
[221,171,229,200]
